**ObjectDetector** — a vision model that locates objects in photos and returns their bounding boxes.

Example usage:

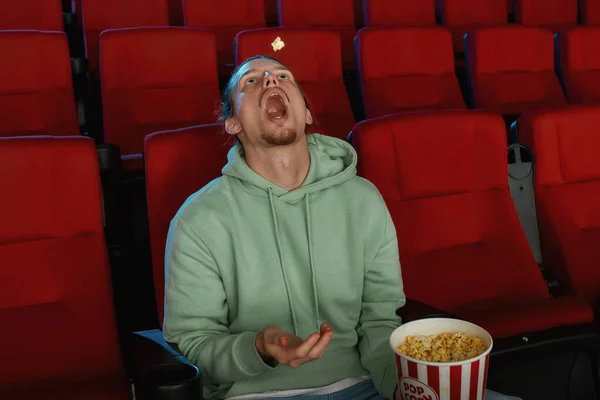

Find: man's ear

[305,109,314,125]
[225,117,242,135]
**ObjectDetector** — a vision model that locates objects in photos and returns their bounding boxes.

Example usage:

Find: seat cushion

[452,296,594,338]
[1,380,130,400]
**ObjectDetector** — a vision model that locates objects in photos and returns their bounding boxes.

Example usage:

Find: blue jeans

[272,380,385,400]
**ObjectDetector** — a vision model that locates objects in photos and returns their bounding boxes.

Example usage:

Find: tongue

[265,95,286,119]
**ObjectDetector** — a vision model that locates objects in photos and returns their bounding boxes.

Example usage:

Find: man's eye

[278,73,289,80]
[245,78,256,85]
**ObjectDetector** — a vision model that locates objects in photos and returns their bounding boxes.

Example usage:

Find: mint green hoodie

[163,134,405,399]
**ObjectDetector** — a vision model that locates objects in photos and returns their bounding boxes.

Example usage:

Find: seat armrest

[131,330,203,400]
[396,298,459,322]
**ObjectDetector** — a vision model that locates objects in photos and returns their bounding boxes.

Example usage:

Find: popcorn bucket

[390,318,493,400]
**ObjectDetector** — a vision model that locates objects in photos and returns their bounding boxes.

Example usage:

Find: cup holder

[138,362,202,400]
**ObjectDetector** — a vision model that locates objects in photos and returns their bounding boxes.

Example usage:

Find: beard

[261,127,298,146]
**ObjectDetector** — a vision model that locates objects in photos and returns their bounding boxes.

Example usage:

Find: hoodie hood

[222,134,357,203]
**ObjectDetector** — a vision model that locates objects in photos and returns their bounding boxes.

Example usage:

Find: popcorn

[271,36,285,51]
[398,332,488,363]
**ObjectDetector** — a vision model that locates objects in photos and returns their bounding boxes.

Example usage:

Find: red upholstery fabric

[518,106,600,306]
[0,136,126,393]
[439,0,507,52]
[235,28,354,140]
[466,26,567,115]
[514,0,577,32]
[507,0,512,13]
[145,124,230,324]
[363,0,436,27]
[352,110,593,338]
[100,27,220,168]
[81,0,169,76]
[557,27,600,105]
[183,0,265,76]
[0,31,79,138]
[0,0,63,31]
[356,27,465,119]
[278,0,356,70]
[2,381,129,400]
[581,0,600,25]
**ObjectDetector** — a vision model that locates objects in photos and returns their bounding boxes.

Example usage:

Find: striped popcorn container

[390,318,493,400]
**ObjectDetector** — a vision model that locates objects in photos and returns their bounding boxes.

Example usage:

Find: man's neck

[243,138,310,192]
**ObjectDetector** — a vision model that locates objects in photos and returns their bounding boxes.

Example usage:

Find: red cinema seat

[363,0,436,27]
[352,110,593,339]
[556,27,600,104]
[0,136,128,399]
[235,28,355,140]
[0,31,79,138]
[183,0,265,76]
[81,0,169,77]
[356,27,465,119]
[100,27,220,171]
[514,0,577,32]
[465,26,567,116]
[439,0,507,53]
[518,106,600,308]
[581,0,600,25]
[145,124,230,324]
[0,0,63,31]
[278,0,357,70]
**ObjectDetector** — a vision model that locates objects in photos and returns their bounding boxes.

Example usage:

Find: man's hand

[255,323,333,368]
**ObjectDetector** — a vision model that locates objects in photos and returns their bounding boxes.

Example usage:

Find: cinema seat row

[4,105,600,397]
[3,0,600,75]
[3,24,600,171]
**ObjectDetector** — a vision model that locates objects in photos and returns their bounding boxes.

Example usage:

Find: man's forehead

[235,59,290,80]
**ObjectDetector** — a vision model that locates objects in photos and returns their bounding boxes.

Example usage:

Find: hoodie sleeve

[162,216,275,383]
[357,206,406,399]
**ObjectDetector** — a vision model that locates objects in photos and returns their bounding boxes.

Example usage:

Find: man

[163,55,405,399]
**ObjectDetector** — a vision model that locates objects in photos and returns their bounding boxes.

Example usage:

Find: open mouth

[264,91,288,120]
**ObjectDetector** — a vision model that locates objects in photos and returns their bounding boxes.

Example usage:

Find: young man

[162,55,405,399]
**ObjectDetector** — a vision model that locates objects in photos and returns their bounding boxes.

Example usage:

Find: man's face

[225,58,313,147]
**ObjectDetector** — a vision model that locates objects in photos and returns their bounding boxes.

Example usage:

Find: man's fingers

[307,328,333,359]
[292,332,321,358]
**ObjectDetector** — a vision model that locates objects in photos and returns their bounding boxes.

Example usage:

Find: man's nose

[263,71,278,87]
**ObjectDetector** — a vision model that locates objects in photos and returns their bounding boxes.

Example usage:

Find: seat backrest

[235,28,355,140]
[0,0,63,31]
[440,0,507,27]
[183,0,265,74]
[82,0,169,75]
[356,27,465,118]
[352,110,550,310]
[100,27,220,157]
[465,26,567,114]
[581,0,600,25]
[514,0,577,30]
[0,136,123,388]
[556,27,600,104]
[145,124,230,324]
[184,0,265,28]
[363,0,436,27]
[518,106,600,302]
[278,0,354,27]
[0,31,79,138]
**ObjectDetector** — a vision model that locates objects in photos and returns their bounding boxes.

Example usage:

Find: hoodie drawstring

[268,188,299,335]
[305,194,321,331]
[267,188,322,335]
